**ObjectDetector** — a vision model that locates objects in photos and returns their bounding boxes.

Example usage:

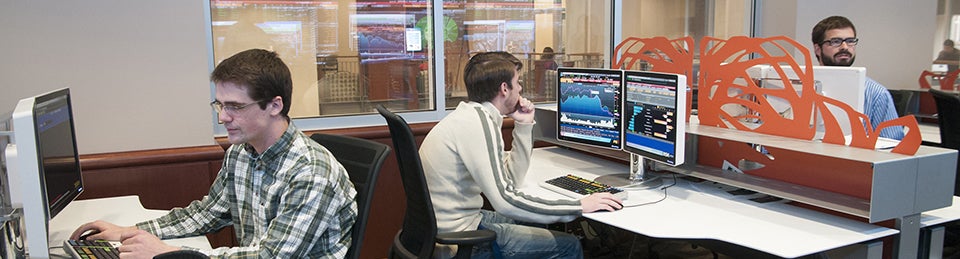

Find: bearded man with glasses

[812,15,904,140]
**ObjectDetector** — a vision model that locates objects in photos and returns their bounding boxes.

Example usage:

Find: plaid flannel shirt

[137,124,357,258]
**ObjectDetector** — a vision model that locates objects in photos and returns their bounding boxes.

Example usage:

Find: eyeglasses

[820,37,858,47]
[210,100,263,115]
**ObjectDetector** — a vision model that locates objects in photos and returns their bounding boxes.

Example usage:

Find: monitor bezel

[32,88,84,219]
[6,87,84,257]
[555,67,625,150]
[620,70,687,166]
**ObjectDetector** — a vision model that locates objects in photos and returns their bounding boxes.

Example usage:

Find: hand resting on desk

[581,193,623,212]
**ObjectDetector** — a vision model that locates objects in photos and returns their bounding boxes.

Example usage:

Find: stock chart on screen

[556,68,624,149]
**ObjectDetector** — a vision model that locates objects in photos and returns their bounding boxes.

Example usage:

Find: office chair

[930,89,960,196]
[153,250,209,259]
[888,89,915,117]
[375,105,496,259]
[309,133,391,259]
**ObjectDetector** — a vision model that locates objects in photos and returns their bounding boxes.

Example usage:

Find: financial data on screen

[622,71,686,166]
[556,68,624,149]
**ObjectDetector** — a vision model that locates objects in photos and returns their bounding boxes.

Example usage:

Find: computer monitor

[621,70,687,166]
[556,67,624,150]
[758,65,866,139]
[594,71,687,189]
[4,88,84,258]
[932,64,949,73]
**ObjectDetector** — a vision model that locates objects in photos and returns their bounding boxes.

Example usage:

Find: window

[209,0,752,132]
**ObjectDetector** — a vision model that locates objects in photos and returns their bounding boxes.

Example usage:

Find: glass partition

[209,0,752,129]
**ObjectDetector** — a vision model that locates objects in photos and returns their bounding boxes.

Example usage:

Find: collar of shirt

[240,124,299,176]
[478,101,504,127]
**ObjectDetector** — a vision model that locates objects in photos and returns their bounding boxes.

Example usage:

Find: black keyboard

[64,239,120,259]
[539,174,628,200]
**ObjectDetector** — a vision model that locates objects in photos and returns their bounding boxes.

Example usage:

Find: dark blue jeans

[471,210,583,259]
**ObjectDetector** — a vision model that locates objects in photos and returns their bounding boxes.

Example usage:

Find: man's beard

[820,50,855,66]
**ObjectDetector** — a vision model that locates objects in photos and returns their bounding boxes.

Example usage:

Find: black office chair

[931,89,960,149]
[375,105,496,259]
[310,133,391,259]
[888,89,915,117]
[930,89,960,196]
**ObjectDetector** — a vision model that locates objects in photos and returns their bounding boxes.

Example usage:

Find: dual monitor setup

[3,88,84,258]
[556,68,687,189]
[551,64,869,191]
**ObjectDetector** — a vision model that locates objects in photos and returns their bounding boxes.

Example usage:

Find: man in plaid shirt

[70,49,358,258]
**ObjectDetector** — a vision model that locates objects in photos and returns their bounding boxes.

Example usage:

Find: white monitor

[621,70,687,166]
[753,65,866,137]
[593,70,687,190]
[932,64,949,72]
[5,88,84,258]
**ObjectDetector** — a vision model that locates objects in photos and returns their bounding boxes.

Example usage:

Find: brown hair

[210,49,292,119]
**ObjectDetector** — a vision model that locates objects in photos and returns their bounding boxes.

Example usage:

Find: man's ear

[499,82,510,95]
[813,44,822,63]
[269,96,283,115]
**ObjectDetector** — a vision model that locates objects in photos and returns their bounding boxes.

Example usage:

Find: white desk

[47,196,211,257]
[525,147,899,258]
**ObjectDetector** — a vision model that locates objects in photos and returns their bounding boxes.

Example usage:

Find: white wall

[0,1,215,154]
[759,0,938,90]
[0,0,937,155]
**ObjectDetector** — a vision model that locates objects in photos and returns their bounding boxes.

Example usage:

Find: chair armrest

[435,229,497,245]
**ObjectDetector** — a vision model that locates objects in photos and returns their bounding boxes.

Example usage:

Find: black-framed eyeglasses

[820,37,858,47]
[210,100,263,115]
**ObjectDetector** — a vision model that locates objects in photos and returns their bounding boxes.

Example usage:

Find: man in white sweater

[419,52,624,258]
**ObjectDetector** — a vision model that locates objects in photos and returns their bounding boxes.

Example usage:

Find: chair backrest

[929,89,960,196]
[930,89,960,149]
[309,133,391,259]
[375,105,438,259]
[888,89,915,117]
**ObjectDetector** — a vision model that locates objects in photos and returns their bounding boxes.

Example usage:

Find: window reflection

[210,0,751,120]
[211,1,433,119]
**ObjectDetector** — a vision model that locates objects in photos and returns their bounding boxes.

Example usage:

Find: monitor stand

[594,154,663,190]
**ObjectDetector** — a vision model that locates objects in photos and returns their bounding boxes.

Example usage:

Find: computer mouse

[79,230,101,240]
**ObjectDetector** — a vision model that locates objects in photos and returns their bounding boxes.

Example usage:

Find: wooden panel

[78,145,224,208]
[78,161,216,209]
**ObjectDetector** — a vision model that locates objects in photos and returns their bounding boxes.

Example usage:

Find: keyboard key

[63,239,121,259]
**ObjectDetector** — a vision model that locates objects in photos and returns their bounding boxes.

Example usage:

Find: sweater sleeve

[459,108,581,224]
